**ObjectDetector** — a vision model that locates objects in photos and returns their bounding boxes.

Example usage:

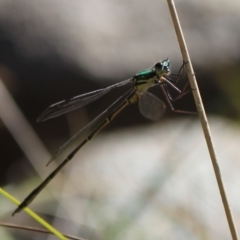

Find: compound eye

[155,62,163,70]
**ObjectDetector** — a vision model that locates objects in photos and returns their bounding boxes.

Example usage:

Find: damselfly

[13,59,194,215]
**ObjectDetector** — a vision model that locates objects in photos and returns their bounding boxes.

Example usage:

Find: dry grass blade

[0,222,85,240]
[166,1,239,240]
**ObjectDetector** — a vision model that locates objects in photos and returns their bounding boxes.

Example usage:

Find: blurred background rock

[0,0,240,240]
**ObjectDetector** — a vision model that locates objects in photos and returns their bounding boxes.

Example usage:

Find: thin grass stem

[166,1,239,240]
[0,222,85,240]
[0,187,67,240]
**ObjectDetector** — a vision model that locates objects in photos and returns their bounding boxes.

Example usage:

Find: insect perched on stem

[13,59,194,215]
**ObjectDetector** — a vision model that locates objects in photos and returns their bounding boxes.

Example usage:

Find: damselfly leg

[156,60,195,114]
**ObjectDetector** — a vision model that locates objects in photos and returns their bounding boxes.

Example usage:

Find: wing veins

[38,79,132,122]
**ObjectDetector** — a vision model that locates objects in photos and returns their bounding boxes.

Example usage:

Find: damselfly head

[155,59,171,77]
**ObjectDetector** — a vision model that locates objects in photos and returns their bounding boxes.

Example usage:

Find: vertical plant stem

[166,1,239,240]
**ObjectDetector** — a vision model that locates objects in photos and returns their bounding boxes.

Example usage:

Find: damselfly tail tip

[12,207,21,216]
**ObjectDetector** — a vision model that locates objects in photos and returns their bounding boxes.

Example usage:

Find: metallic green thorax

[133,59,171,94]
